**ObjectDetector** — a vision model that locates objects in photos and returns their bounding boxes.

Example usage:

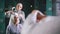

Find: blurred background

[0,0,60,34]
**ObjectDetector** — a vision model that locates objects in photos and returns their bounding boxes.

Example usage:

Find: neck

[14,22,17,26]
[15,24,17,26]
[16,9,21,11]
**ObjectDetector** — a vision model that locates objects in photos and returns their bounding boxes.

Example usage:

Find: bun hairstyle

[12,7,15,11]
[16,3,23,8]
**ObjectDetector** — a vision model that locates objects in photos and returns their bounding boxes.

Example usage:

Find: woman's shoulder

[21,10,25,13]
[7,24,13,29]
[6,25,11,31]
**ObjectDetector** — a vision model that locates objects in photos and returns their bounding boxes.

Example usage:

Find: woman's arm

[19,12,25,24]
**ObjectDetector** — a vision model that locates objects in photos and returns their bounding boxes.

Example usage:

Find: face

[16,3,23,11]
[14,16,19,24]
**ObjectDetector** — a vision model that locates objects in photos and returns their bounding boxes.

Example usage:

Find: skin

[16,3,23,11]
[14,16,19,26]
[16,3,24,22]
[37,12,46,21]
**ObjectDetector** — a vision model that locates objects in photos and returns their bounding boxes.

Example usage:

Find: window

[56,0,60,16]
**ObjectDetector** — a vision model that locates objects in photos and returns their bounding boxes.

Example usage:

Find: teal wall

[5,0,17,10]
[34,0,46,13]
[0,0,56,34]
[0,0,5,34]
[52,0,56,16]
[46,0,52,15]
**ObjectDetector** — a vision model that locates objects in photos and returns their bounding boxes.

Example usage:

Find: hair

[12,7,15,11]
[16,3,23,7]
[9,13,19,25]
[16,3,23,10]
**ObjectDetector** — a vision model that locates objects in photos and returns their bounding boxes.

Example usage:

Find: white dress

[21,11,45,34]
[27,16,60,34]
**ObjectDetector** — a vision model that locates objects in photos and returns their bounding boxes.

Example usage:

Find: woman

[15,3,25,24]
[27,14,60,34]
[6,13,22,34]
[28,16,60,34]
[21,10,45,34]
[22,10,60,34]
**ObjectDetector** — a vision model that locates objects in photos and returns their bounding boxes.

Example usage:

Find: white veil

[8,13,19,26]
[31,10,45,23]
[21,10,45,34]
[26,16,60,34]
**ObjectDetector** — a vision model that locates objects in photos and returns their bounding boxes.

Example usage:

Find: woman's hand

[19,14,24,18]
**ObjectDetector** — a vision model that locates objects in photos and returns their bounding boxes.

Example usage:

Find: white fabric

[21,10,45,34]
[31,10,45,24]
[26,16,60,34]
[9,13,19,26]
